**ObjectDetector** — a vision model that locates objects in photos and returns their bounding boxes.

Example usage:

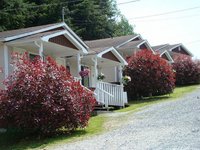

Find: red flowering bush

[0,53,96,135]
[125,50,175,99]
[172,55,200,85]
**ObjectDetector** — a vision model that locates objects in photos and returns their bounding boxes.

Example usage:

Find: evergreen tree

[0,0,134,39]
[113,15,134,36]
[0,0,31,31]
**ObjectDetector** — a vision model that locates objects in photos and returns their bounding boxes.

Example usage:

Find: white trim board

[1,22,88,54]
[160,50,174,63]
[97,47,128,65]
[169,44,193,57]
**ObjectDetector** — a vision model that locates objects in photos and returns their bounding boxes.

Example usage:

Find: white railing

[123,92,128,104]
[74,77,82,83]
[95,81,127,108]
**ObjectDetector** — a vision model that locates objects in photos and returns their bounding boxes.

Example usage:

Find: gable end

[49,35,78,50]
[102,51,120,63]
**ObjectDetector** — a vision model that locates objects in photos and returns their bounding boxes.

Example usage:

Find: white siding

[56,57,66,67]
[0,44,5,89]
[101,66,117,83]
[66,58,79,77]
[90,66,96,87]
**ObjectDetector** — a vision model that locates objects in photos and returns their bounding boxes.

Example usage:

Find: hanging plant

[79,69,90,77]
[122,75,131,85]
[97,73,105,81]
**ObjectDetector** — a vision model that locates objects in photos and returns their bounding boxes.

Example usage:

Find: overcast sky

[117,0,200,58]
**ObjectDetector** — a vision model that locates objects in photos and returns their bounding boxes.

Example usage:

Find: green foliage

[113,15,134,36]
[117,85,199,112]
[0,0,134,39]
[0,0,31,31]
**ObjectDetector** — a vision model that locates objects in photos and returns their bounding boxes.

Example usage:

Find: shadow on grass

[0,129,87,150]
[129,95,171,105]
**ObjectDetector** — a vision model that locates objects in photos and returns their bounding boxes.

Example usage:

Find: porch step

[94,103,114,111]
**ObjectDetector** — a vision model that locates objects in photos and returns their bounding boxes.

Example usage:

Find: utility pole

[62,7,65,22]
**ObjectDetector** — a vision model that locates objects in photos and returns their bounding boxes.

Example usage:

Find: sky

[116,0,200,59]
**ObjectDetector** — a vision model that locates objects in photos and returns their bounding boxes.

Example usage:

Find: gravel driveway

[52,88,200,150]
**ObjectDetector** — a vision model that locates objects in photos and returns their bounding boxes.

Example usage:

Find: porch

[95,81,128,108]
[81,47,128,108]
[4,30,87,80]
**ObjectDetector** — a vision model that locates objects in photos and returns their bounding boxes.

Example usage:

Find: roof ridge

[85,34,138,42]
[0,22,62,34]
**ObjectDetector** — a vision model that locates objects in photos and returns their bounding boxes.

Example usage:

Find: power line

[134,14,200,22]
[186,40,200,45]
[118,0,140,5]
[0,0,140,13]
[129,6,200,20]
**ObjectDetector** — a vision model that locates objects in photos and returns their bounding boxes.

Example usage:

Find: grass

[0,116,106,150]
[0,85,199,150]
[117,84,199,113]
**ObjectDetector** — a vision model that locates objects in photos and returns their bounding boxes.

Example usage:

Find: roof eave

[116,34,142,48]
[97,47,128,65]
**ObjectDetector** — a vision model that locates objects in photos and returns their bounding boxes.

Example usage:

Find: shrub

[125,50,175,99]
[172,54,200,85]
[0,53,96,135]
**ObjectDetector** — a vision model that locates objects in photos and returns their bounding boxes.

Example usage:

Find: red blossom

[124,50,175,98]
[0,53,96,135]
[172,55,200,85]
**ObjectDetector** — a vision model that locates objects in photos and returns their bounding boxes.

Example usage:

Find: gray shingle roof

[117,40,145,50]
[5,30,65,43]
[87,47,111,55]
[152,44,168,51]
[85,34,139,49]
[0,23,61,39]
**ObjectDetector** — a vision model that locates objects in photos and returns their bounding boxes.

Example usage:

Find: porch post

[94,56,98,85]
[118,65,123,85]
[3,44,9,79]
[39,42,44,61]
[77,53,81,77]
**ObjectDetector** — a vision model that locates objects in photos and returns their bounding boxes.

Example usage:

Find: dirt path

[51,88,200,150]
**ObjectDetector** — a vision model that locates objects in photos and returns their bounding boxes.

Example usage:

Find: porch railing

[95,81,127,108]
[74,77,81,82]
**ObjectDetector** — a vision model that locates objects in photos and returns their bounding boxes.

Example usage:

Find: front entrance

[81,65,90,87]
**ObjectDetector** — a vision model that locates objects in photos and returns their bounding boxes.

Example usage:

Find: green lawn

[0,85,199,150]
[0,116,106,150]
[117,84,199,113]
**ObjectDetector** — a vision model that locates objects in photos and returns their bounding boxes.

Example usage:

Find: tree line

[0,0,134,40]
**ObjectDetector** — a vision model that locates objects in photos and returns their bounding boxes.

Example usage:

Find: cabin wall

[0,44,4,89]
[101,66,117,83]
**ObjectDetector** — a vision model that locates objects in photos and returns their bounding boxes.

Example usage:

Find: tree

[113,15,134,37]
[125,50,175,99]
[68,0,119,40]
[0,0,31,31]
[172,55,200,85]
[0,53,96,135]
[0,0,134,39]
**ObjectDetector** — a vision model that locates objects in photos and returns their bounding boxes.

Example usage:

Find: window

[66,65,70,72]
[29,53,40,61]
